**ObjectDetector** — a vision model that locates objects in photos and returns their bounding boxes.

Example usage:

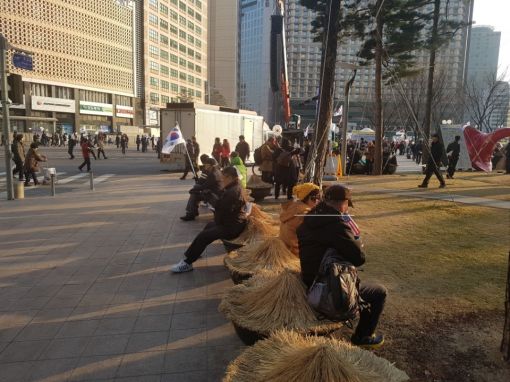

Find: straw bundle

[224,237,300,282]
[250,203,278,226]
[219,270,342,342]
[224,330,409,382]
[228,214,279,246]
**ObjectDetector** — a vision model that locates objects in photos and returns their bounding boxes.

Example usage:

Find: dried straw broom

[224,330,409,382]
[250,203,278,226]
[219,270,341,338]
[227,214,279,246]
[224,237,300,280]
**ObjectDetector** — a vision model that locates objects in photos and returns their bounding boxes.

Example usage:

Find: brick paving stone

[0,173,247,381]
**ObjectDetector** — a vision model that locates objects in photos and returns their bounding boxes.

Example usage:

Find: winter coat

[446,141,460,159]
[212,143,222,161]
[24,148,45,172]
[297,202,365,288]
[259,143,275,172]
[193,166,222,195]
[279,200,310,257]
[428,140,445,165]
[230,156,247,188]
[273,147,298,185]
[235,141,250,163]
[214,180,247,230]
[12,140,25,161]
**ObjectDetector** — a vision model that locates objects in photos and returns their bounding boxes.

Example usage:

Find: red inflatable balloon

[463,126,510,172]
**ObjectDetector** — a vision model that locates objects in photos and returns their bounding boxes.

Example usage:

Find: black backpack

[253,146,263,166]
[307,248,362,322]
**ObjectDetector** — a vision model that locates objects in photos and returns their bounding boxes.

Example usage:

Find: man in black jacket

[446,135,461,179]
[181,157,222,221]
[172,166,247,273]
[235,135,250,163]
[297,185,387,349]
[418,133,446,188]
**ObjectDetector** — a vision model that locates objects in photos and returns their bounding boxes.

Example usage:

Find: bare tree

[463,71,509,132]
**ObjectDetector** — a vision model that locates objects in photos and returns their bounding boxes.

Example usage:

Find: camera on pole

[7,73,23,104]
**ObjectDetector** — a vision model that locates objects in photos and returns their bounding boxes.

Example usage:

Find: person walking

[68,133,76,159]
[97,133,108,159]
[78,137,92,172]
[180,139,198,180]
[415,139,423,164]
[171,166,247,273]
[11,134,25,181]
[24,143,47,186]
[115,134,120,148]
[235,135,250,163]
[120,134,127,155]
[260,137,276,184]
[220,139,231,168]
[365,141,375,175]
[136,135,141,151]
[212,137,222,163]
[273,138,299,200]
[418,133,446,188]
[446,135,461,179]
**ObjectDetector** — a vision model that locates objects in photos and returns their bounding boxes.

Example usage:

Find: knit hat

[293,183,320,201]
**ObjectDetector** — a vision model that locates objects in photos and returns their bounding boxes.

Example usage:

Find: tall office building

[238,0,281,124]
[467,26,501,83]
[0,0,139,134]
[207,0,239,108]
[143,0,208,126]
[285,0,474,128]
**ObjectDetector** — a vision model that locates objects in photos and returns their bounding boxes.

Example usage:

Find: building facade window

[150,61,159,73]
[161,80,170,91]
[149,29,159,42]
[150,92,159,103]
[150,77,159,89]
[149,13,158,26]
[161,65,169,76]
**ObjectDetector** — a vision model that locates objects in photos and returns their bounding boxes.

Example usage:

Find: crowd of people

[171,153,387,348]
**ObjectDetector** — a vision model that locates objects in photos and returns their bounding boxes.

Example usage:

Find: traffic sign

[12,52,33,71]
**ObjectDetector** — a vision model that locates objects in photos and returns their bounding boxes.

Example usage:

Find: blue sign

[12,53,33,71]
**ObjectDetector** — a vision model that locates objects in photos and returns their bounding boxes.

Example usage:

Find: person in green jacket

[230,152,247,188]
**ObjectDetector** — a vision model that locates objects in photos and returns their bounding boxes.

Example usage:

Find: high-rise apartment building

[207,0,239,108]
[238,0,280,124]
[143,0,208,126]
[285,0,474,128]
[0,0,139,134]
[467,26,501,83]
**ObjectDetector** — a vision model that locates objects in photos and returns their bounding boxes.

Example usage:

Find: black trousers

[354,282,387,339]
[421,162,445,186]
[13,159,24,180]
[275,181,295,199]
[184,221,246,264]
[24,170,38,185]
[261,171,273,184]
[68,146,75,159]
[97,148,107,159]
[79,157,91,171]
[447,157,459,177]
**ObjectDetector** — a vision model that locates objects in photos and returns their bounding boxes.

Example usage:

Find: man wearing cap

[172,166,247,273]
[418,133,446,188]
[297,185,387,349]
[181,157,223,221]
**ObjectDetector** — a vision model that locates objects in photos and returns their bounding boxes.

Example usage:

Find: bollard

[89,171,94,191]
[14,181,24,199]
[50,174,56,196]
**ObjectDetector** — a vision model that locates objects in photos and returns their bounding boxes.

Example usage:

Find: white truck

[160,103,266,171]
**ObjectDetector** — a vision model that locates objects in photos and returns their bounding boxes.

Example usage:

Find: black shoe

[418,184,427,188]
[180,215,195,221]
[351,334,385,350]
[180,176,186,180]
[439,183,446,188]
[78,167,82,172]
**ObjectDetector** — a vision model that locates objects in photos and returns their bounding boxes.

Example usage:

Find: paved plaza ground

[0,147,509,381]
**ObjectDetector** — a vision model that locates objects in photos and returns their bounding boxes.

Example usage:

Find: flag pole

[183,143,197,179]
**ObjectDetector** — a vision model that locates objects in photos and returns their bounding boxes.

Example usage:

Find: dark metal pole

[0,34,14,200]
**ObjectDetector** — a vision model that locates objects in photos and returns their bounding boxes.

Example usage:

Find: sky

[472,0,510,77]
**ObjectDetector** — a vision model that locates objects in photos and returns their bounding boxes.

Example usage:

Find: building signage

[12,52,33,71]
[116,105,134,119]
[80,101,113,116]
[32,96,75,113]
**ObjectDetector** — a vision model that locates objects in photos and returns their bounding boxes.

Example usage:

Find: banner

[32,96,75,113]
[116,105,134,119]
[80,101,113,116]
[162,124,186,154]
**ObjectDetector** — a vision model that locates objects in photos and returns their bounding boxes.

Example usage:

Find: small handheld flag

[162,123,186,154]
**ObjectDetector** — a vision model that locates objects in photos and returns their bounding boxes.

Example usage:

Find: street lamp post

[0,34,14,200]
